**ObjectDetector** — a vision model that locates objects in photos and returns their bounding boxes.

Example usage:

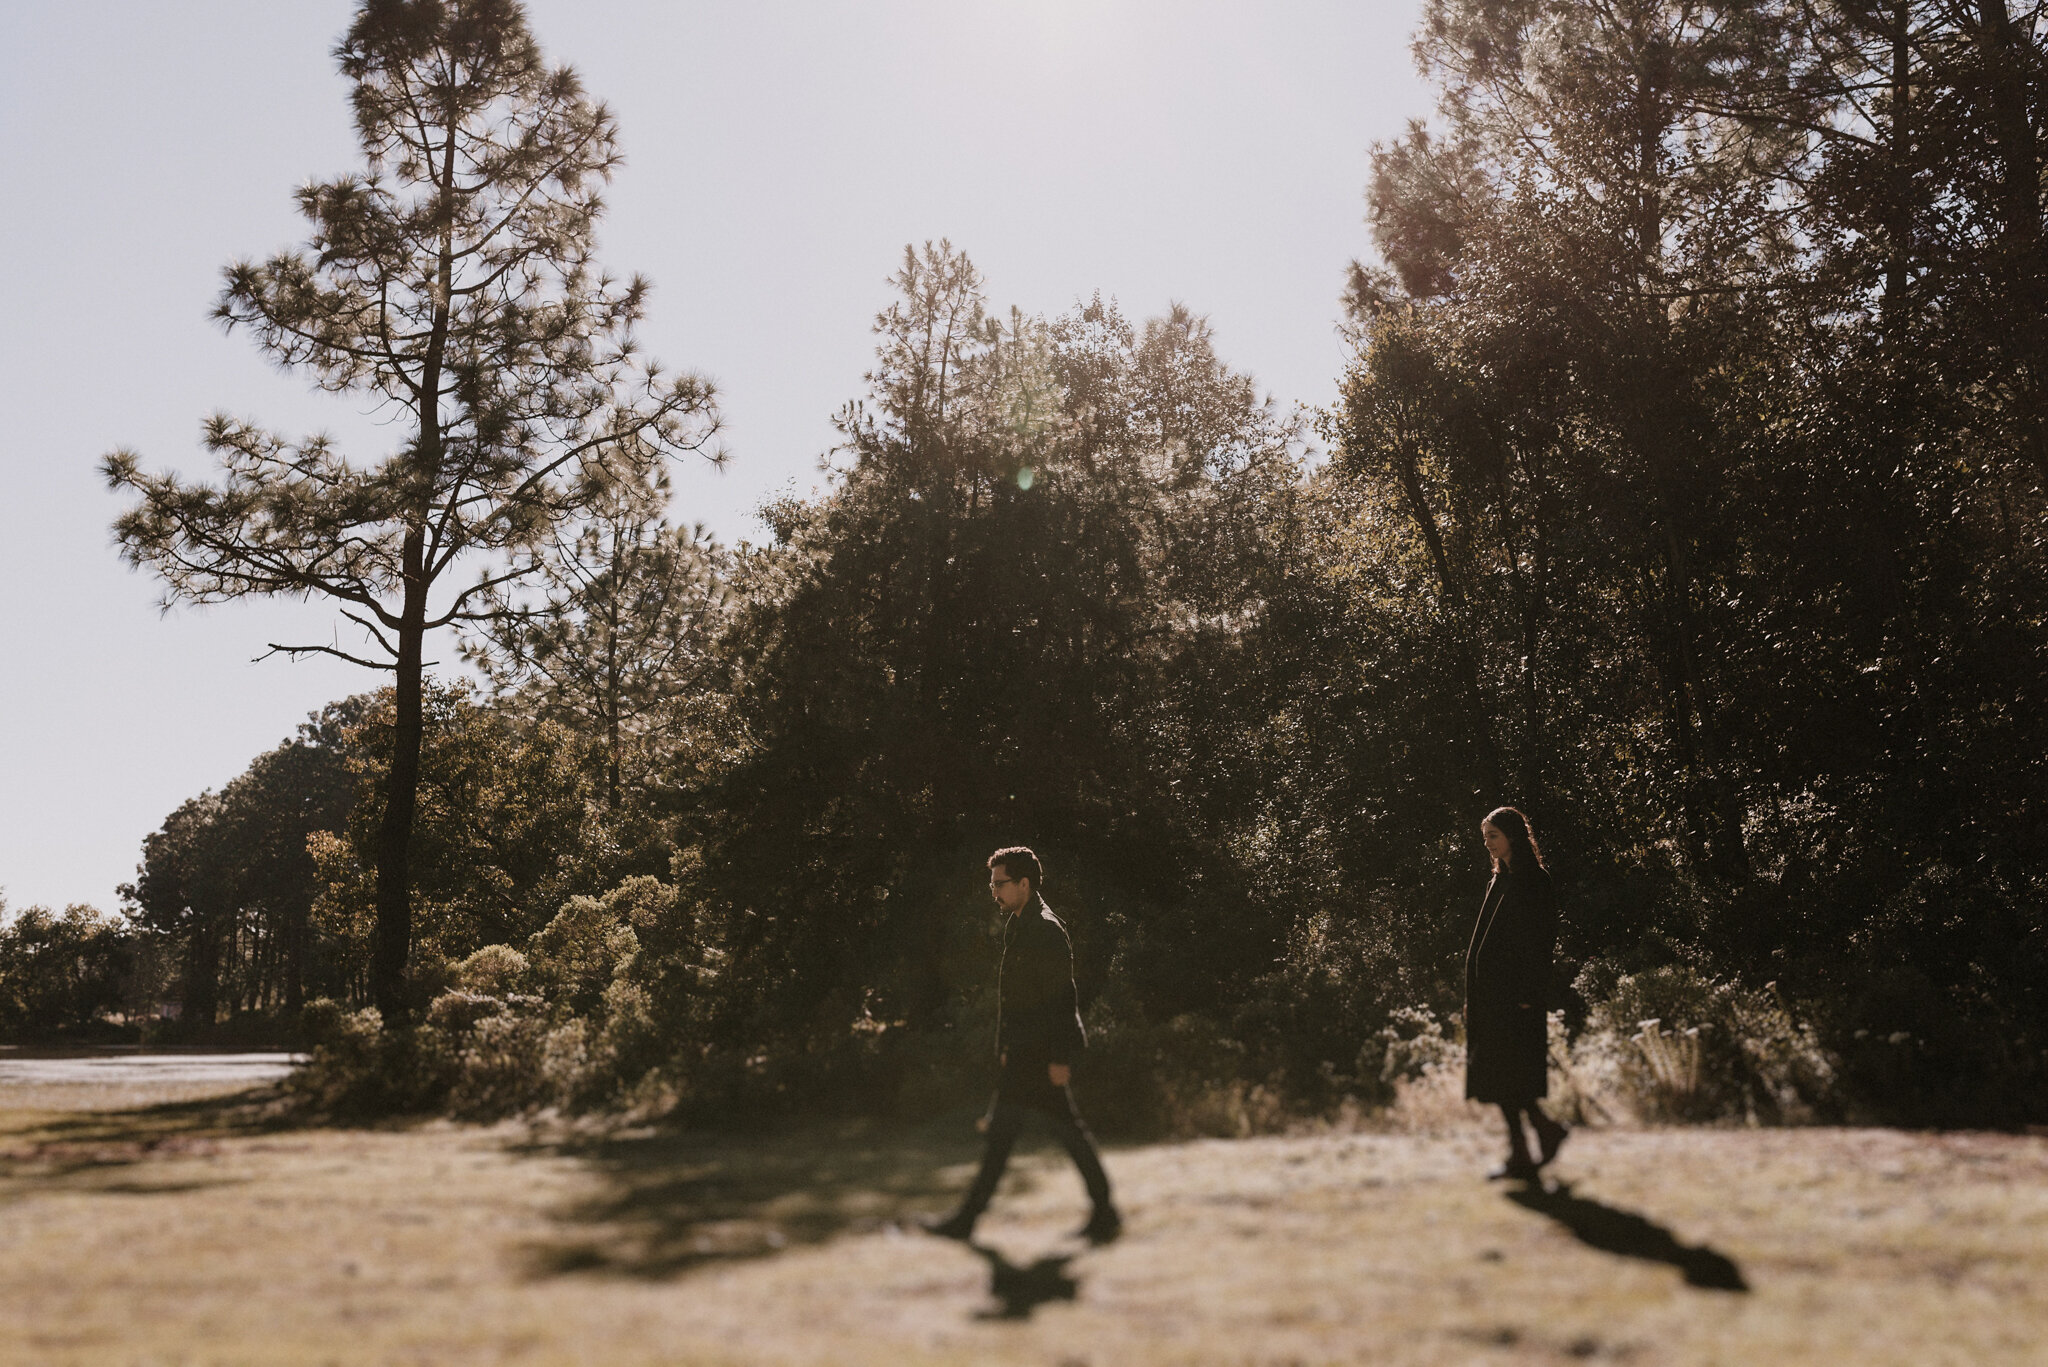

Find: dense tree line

[121,701,362,1027]
[1315,0,2048,1121]
[0,900,137,1040]
[97,0,2046,1126]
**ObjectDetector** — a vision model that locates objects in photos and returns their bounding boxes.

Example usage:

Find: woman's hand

[1048,1063,1071,1087]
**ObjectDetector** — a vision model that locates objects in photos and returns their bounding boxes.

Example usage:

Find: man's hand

[1048,1063,1071,1087]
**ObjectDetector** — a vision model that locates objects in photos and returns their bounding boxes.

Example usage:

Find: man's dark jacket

[996,897,1087,1072]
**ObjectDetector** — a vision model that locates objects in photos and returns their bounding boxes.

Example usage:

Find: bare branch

[258,642,400,671]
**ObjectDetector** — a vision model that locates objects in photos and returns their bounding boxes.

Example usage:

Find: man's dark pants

[956,1065,1112,1220]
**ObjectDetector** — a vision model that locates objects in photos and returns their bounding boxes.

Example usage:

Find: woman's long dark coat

[1463,861,1558,1103]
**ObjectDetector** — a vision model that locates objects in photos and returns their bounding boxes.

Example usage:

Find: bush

[1363,964,1845,1133]
[429,994,583,1119]
[1820,961,2048,1127]
[1076,985,1287,1139]
[1565,963,1840,1124]
[1366,1004,1463,1091]
[287,1000,431,1116]
[0,904,136,1041]
[284,870,723,1121]
[452,945,529,997]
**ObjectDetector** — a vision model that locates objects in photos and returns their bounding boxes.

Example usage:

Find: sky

[0,0,1429,915]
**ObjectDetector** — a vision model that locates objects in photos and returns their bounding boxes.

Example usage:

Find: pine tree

[104,0,719,1022]
[459,476,732,812]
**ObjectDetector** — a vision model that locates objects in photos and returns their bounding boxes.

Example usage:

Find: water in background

[0,1051,300,1088]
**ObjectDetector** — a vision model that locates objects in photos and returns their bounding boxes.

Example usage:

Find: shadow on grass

[970,1242,1080,1320]
[517,1114,994,1280]
[1507,1181,1750,1291]
[0,1087,290,1192]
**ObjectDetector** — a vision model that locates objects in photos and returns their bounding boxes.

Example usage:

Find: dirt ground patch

[0,1080,2044,1366]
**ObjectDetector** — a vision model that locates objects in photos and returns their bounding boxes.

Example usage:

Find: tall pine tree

[104,0,719,1022]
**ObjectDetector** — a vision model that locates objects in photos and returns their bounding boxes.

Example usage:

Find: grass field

[1,1072,2045,1365]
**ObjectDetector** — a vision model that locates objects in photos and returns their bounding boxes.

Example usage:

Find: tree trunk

[1390,427,1505,798]
[283,763,309,1015]
[370,105,458,1026]
[371,530,428,1025]
[283,893,306,1015]
[184,920,220,1028]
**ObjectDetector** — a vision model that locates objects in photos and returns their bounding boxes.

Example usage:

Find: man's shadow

[1507,1181,1749,1292]
[968,1241,1080,1320]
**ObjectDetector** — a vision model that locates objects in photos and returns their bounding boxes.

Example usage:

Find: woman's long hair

[1484,806,1546,875]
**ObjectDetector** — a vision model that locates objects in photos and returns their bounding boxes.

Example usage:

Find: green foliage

[1073,991,1287,1140]
[0,903,136,1040]
[103,0,720,1020]
[122,700,361,1028]
[310,680,597,995]
[102,0,720,634]
[1569,964,1839,1125]
[1369,1006,1463,1092]
[451,944,529,997]
[291,870,717,1120]
[1311,0,2048,1123]
[129,3,2048,1131]
[461,477,736,813]
[693,242,1304,1073]
[288,1000,417,1116]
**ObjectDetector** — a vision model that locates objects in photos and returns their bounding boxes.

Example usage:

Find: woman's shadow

[1506,1181,1749,1291]
[967,1241,1081,1320]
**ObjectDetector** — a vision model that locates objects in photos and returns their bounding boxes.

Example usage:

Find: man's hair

[988,846,1043,890]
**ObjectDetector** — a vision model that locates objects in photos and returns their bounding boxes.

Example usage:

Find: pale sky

[0,0,1427,915]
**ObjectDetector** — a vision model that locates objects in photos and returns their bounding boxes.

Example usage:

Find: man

[924,846,1121,1244]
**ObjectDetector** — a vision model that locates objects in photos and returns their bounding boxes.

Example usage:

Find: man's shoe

[1534,1118,1570,1168]
[1486,1157,1540,1183]
[920,1211,978,1241]
[1076,1207,1123,1244]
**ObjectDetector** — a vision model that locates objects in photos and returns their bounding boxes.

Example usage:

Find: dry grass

[1,1074,2045,1366]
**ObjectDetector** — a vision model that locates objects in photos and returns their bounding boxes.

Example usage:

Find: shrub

[1562,963,1840,1124]
[285,870,725,1121]
[0,904,136,1040]
[1075,985,1286,1139]
[1363,965,1845,1133]
[453,945,529,997]
[287,1000,438,1116]
[528,894,637,1019]
[431,996,583,1119]
[1365,1004,1462,1091]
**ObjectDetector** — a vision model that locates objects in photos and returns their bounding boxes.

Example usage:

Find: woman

[1464,806,1568,1181]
